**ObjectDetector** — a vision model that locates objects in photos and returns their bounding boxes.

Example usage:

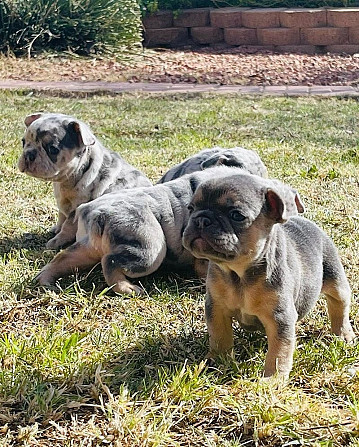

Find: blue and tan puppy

[18,113,152,250]
[182,173,355,377]
[157,146,267,183]
[36,165,266,295]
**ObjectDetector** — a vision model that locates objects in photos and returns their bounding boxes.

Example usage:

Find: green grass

[1,91,359,446]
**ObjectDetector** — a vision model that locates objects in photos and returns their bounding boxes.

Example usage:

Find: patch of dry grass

[1,92,359,446]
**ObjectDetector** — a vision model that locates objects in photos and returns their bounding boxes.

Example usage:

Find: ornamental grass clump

[0,0,142,56]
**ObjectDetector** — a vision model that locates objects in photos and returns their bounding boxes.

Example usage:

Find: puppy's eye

[21,138,25,148]
[188,204,194,214]
[48,145,59,156]
[229,210,246,222]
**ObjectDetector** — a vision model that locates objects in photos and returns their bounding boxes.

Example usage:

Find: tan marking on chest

[208,268,279,324]
[54,184,79,215]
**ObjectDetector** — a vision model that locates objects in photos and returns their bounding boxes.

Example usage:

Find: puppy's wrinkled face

[182,175,265,263]
[182,174,303,264]
[18,113,95,180]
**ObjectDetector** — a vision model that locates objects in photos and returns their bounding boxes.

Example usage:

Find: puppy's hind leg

[321,240,355,341]
[323,275,355,342]
[37,241,101,286]
[101,228,167,296]
[101,258,144,295]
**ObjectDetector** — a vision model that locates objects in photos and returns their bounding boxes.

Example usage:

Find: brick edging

[143,7,359,54]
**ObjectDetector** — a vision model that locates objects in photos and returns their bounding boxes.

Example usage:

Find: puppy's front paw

[50,224,62,235]
[36,269,55,286]
[342,327,356,343]
[46,236,62,250]
[204,355,216,368]
[259,374,288,388]
[204,350,237,372]
[46,234,73,250]
[205,351,216,361]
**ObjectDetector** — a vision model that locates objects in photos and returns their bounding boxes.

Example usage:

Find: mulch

[1,47,359,86]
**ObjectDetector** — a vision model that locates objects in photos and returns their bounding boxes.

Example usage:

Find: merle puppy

[18,113,151,249]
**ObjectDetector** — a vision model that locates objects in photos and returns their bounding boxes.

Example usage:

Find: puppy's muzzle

[19,149,37,172]
[193,212,213,229]
[25,149,37,163]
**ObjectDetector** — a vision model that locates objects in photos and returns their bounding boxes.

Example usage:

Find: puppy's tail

[90,212,107,239]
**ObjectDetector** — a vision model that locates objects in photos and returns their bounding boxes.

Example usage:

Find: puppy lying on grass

[182,173,355,378]
[18,113,152,250]
[157,146,267,183]
[36,163,267,294]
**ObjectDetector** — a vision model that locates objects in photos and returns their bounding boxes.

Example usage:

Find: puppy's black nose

[194,215,212,229]
[25,149,37,162]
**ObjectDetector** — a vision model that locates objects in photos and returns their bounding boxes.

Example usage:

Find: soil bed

[1,47,359,86]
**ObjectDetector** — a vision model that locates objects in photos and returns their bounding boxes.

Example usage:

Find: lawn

[1,90,359,446]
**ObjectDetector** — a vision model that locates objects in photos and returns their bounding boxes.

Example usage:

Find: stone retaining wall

[143,7,359,54]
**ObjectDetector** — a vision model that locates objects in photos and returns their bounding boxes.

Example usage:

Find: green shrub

[0,0,142,56]
[140,0,357,13]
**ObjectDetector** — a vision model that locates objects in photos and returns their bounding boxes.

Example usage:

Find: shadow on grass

[0,230,207,298]
[105,327,266,395]
[0,230,49,255]
[28,262,207,298]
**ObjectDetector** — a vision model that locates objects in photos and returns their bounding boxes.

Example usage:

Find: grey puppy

[182,173,355,378]
[18,113,152,250]
[36,166,267,294]
[157,146,268,183]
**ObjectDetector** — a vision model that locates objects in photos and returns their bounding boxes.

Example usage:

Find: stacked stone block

[143,7,359,54]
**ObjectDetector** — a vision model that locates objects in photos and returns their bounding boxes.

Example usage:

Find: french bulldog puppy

[36,166,267,294]
[157,146,267,183]
[18,113,152,249]
[182,173,355,378]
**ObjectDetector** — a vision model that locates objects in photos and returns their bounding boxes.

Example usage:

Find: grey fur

[18,113,151,249]
[157,147,268,183]
[182,173,355,377]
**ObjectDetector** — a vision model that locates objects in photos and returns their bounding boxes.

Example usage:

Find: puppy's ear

[24,113,43,127]
[292,189,305,214]
[201,154,223,169]
[201,154,244,170]
[70,121,96,147]
[265,186,304,223]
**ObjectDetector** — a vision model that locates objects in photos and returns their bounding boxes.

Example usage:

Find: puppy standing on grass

[18,113,152,250]
[182,173,355,378]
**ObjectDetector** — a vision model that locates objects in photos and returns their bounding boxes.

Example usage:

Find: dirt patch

[1,47,359,86]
